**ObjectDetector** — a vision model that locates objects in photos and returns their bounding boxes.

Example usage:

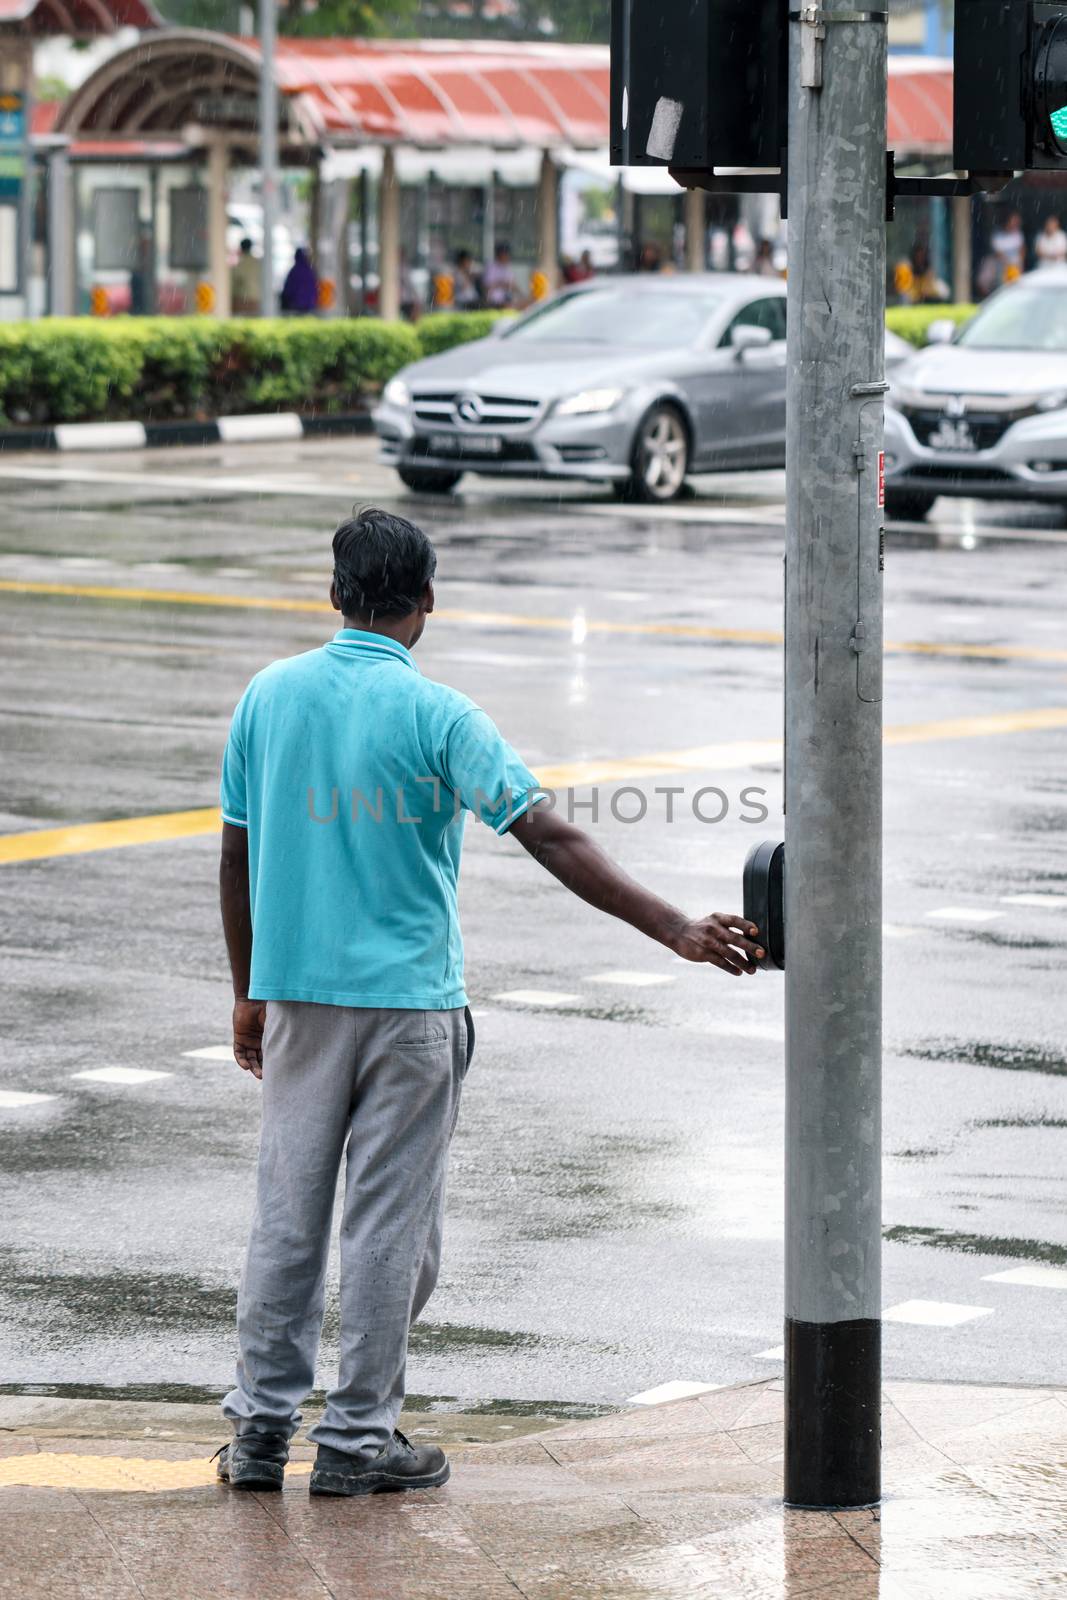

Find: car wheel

[884,489,935,521]
[627,404,690,503]
[397,466,464,494]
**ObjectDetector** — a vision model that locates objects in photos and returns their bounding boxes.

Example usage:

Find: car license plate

[927,417,976,452]
[428,432,504,457]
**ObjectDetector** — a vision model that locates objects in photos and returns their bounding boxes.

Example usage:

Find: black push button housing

[743,839,785,971]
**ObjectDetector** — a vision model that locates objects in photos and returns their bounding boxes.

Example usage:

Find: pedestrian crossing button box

[743,840,785,971]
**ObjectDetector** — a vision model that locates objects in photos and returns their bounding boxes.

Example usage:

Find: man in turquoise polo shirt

[216,507,763,1499]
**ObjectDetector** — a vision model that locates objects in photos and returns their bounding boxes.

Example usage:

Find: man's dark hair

[332,508,437,620]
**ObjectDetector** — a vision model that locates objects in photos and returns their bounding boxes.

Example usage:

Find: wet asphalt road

[0,437,1065,1411]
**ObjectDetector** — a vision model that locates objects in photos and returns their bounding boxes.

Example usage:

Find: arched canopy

[0,0,158,34]
[56,32,291,143]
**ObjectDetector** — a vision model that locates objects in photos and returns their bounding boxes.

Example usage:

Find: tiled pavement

[1,1379,1065,1598]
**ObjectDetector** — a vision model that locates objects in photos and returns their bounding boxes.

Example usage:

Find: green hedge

[885,303,976,347]
[0,313,510,426]
[414,310,512,356]
[1,304,966,425]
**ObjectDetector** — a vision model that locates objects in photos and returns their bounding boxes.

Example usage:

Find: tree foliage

[153,0,607,43]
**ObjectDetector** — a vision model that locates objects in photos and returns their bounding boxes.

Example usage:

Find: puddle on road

[408,1322,542,1355]
[975,1115,1067,1129]
[0,1251,614,1386]
[458,1127,688,1244]
[907,1039,1067,1077]
[884,1225,1067,1266]
[0,1254,237,1343]
[0,1377,611,1419]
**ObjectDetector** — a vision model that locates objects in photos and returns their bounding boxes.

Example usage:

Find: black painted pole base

[784,1316,881,1509]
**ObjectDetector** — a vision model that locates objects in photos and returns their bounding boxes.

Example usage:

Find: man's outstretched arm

[219,821,266,1077]
[510,805,764,977]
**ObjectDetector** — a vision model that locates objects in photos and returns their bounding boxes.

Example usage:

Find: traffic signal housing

[610,0,786,172]
[955,1,1067,173]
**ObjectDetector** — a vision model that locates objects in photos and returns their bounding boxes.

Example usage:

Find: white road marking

[0,1089,57,1108]
[58,557,113,569]
[491,989,581,1007]
[571,501,787,528]
[181,1045,234,1061]
[72,1066,172,1085]
[754,1345,785,1360]
[586,970,677,988]
[883,923,922,939]
[982,1265,1067,1290]
[215,567,255,579]
[627,1380,725,1405]
[0,464,348,499]
[468,1007,492,1018]
[925,907,1006,924]
[882,1300,994,1327]
[1001,892,1067,909]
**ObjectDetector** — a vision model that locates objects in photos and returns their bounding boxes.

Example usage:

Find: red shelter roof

[887,57,953,158]
[257,37,611,148]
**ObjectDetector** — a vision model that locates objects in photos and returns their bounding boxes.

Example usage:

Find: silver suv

[885,268,1067,518]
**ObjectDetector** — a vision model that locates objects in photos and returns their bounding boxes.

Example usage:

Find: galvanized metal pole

[784,0,887,1509]
[258,0,278,315]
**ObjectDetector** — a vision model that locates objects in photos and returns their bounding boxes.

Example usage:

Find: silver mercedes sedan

[885,268,1067,519]
[374,275,791,502]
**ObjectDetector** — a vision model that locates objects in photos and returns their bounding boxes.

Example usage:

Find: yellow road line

[0,578,1064,664]
[0,1452,312,1492]
[0,807,222,865]
[3,709,1066,867]
[883,706,1067,744]
[0,578,331,615]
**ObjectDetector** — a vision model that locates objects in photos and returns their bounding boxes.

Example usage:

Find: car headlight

[1036,389,1067,412]
[383,378,411,409]
[555,387,624,416]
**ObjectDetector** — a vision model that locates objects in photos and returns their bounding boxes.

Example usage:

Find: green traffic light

[1053,104,1067,142]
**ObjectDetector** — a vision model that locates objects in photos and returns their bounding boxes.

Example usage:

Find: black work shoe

[308,1429,450,1497]
[213,1430,290,1491]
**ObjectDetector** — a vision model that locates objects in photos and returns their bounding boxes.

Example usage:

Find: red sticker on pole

[877,450,885,508]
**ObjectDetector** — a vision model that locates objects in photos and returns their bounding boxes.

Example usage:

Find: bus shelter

[47,32,609,316]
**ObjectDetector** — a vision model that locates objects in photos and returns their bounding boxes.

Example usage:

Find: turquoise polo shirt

[220,629,543,1010]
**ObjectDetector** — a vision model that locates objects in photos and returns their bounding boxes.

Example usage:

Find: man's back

[221,628,539,1009]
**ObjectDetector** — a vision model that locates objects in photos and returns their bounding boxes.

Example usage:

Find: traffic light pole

[784,0,886,1508]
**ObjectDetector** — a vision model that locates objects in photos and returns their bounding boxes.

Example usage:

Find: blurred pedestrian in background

[895,240,949,305]
[1035,214,1067,268]
[482,241,518,308]
[990,210,1026,283]
[453,249,481,310]
[399,250,422,322]
[752,238,777,277]
[281,247,319,315]
[231,238,260,316]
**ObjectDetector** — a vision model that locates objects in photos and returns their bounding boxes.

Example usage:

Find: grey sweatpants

[222,1000,473,1455]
